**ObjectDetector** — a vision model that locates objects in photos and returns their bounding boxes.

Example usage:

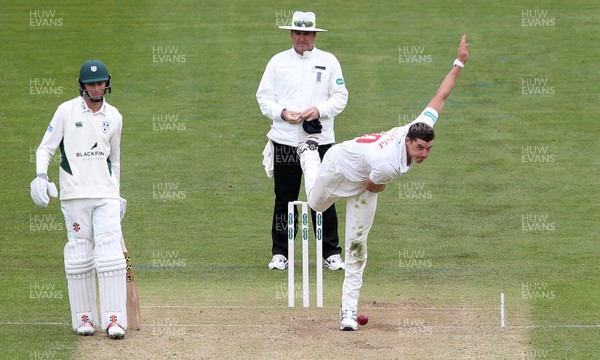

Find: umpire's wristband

[280,108,286,120]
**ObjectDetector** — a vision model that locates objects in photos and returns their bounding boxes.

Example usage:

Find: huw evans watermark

[152,182,186,200]
[399,182,432,200]
[521,77,555,95]
[521,282,555,300]
[152,114,187,132]
[399,250,432,268]
[30,214,64,231]
[521,146,556,163]
[521,213,555,232]
[274,213,290,233]
[30,78,63,96]
[399,46,432,63]
[29,349,58,359]
[521,9,556,27]
[30,146,61,165]
[29,9,63,28]
[152,46,186,64]
[399,113,419,126]
[151,250,187,268]
[275,281,302,302]
[519,348,552,359]
[275,10,294,27]
[151,317,186,337]
[274,146,299,165]
[397,318,433,336]
[30,281,63,300]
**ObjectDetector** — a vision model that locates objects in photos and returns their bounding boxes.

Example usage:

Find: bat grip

[124,252,135,281]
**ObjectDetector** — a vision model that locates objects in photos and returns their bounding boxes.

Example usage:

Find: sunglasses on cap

[294,20,314,28]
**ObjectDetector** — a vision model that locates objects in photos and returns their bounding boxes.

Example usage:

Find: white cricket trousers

[61,198,127,331]
[300,146,378,311]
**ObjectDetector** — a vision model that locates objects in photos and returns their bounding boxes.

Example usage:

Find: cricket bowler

[298,35,469,330]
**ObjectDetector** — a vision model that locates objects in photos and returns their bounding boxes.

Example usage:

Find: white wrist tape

[453,59,464,68]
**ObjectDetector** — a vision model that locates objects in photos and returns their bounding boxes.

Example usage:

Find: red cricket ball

[357,314,368,326]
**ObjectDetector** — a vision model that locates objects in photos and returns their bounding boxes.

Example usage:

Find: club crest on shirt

[101,121,110,133]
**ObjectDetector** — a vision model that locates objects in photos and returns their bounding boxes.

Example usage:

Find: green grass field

[2,0,599,359]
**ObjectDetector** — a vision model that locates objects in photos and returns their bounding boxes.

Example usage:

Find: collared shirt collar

[79,96,107,114]
[292,45,318,58]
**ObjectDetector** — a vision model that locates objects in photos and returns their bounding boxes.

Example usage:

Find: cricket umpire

[30,60,128,339]
[257,11,348,271]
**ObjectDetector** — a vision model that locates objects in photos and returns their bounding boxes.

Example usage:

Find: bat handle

[124,252,135,282]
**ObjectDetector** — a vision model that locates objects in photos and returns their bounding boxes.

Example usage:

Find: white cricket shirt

[36,96,122,200]
[332,108,438,184]
[256,46,348,146]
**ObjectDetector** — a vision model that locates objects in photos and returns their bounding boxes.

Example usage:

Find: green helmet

[78,60,112,98]
[79,60,110,83]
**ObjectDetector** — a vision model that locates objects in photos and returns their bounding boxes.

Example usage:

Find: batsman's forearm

[112,161,121,188]
[36,147,53,175]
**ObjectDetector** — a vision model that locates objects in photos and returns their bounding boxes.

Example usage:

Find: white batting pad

[97,256,127,330]
[65,241,98,330]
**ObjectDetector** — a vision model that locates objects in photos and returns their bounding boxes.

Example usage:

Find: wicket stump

[287,201,323,308]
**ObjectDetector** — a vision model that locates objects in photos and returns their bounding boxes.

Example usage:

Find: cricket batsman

[30,60,128,339]
[298,35,469,330]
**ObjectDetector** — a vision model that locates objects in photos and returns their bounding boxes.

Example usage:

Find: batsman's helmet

[78,60,112,98]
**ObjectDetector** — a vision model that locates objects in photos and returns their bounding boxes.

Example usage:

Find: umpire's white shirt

[256,46,348,146]
[36,97,122,200]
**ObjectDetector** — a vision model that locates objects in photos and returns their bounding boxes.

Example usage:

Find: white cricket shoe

[107,322,125,339]
[297,136,319,155]
[325,254,345,270]
[268,254,288,270]
[76,322,94,336]
[340,308,358,331]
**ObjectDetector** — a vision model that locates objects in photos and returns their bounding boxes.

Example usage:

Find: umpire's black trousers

[271,141,341,259]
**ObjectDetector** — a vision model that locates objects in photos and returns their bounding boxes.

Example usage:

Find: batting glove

[30,173,58,208]
[119,197,127,220]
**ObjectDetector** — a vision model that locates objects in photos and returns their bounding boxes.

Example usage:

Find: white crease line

[2,321,598,329]
[504,324,600,329]
[146,324,600,329]
[147,324,283,327]
[141,305,496,311]
[0,321,68,326]
[143,305,288,309]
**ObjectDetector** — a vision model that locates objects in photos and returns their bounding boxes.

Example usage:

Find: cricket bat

[124,251,142,330]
